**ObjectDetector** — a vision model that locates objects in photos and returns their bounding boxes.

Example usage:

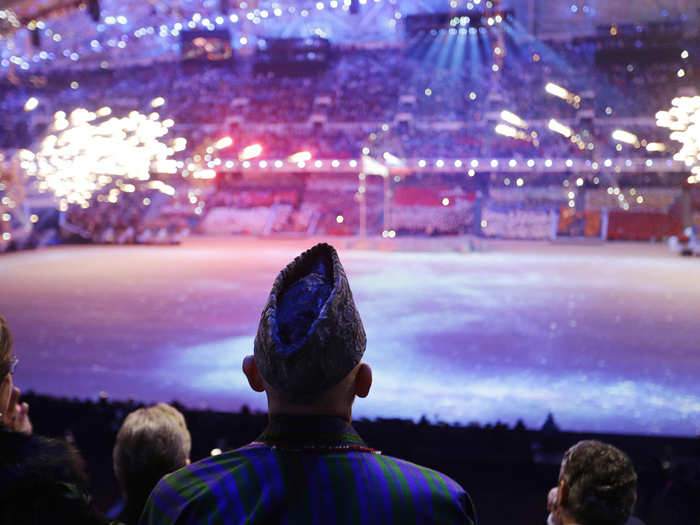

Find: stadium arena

[0,0,699,523]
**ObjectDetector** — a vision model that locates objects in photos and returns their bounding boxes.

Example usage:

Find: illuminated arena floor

[1,236,699,436]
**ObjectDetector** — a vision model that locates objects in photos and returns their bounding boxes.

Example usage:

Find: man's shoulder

[161,443,266,490]
[188,443,264,471]
[141,444,268,524]
[359,453,477,524]
[375,453,468,496]
[141,447,477,525]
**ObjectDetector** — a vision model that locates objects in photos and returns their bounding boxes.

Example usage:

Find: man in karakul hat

[142,243,477,525]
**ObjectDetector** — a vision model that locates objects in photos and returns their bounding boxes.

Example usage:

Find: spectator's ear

[354,363,372,398]
[242,355,265,392]
[557,479,569,507]
[547,487,558,512]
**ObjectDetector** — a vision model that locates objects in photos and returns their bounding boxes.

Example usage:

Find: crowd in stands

[322,51,406,123]
[0,160,40,253]
[482,205,557,240]
[2,165,697,246]
[0,25,696,249]
[391,185,475,234]
[194,173,697,240]
[1,34,694,155]
[61,189,193,245]
[607,211,683,242]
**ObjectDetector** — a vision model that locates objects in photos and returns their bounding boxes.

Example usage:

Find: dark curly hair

[560,440,637,525]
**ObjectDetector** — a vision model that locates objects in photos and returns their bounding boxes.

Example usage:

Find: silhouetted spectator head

[557,440,638,525]
[113,403,191,524]
[0,425,107,524]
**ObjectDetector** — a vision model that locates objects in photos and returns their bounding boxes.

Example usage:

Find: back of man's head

[559,440,637,525]
[113,403,191,523]
[254,243,366,405]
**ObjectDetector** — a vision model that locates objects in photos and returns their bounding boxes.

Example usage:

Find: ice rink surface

[1,236,698,436]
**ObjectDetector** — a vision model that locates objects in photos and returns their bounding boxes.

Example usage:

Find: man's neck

[268,408,352,423]
[266,395,352,423]
[255,414,375,452]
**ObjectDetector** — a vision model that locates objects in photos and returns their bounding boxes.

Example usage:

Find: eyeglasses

[9,355,18,375]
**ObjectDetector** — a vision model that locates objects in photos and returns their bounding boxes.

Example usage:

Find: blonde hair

[113,403,191,508]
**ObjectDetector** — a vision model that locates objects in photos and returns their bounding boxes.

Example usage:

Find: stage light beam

[611,129,639,146]
[24,97,39,111]
[645,142,666,152]
[548,119,573,138]
[214,136,233,149]
[288,151,312,163]
[545,82,569,100]
[495,123,518,138]
[500,110,528,129]
[239,144,263,160]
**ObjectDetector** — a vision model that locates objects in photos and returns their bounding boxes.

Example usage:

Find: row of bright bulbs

[17,97,685,176]
[191,154,676,172]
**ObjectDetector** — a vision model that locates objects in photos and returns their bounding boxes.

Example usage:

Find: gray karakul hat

[254,243,366,402]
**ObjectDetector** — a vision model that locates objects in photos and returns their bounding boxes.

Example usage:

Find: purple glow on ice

[1,238,698,436]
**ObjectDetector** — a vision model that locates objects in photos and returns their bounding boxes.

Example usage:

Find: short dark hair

[0,316,13,378]
[560,440,637,525]
[113,403,191,522]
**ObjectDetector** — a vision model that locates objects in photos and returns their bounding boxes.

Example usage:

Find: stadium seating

[607,210,683,241]
[482,205,557,240]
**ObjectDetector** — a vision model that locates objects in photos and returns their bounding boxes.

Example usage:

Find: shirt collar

[255,414,376,452]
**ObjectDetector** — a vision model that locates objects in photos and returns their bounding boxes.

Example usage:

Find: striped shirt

[140,415,477,525]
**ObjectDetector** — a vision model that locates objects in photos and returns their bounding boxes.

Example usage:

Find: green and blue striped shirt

[141,415,477,525]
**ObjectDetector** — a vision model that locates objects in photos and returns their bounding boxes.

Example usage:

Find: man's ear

[557,479,568,507]
[354,363,372,398]
[242,355,265,393]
